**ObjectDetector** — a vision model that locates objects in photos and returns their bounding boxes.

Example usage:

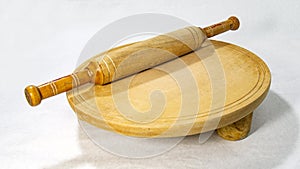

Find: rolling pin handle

[25,70,92,106]
[203,16,240,38]
[25,85,42,106]
[228,16,240,30]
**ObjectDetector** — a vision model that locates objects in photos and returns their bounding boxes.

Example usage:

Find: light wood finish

[67,40,271,138]
[216,112,253,141]
[25,17,240,106]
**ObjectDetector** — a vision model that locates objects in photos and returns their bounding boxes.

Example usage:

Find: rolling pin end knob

[228,16,240,30]
[25,85,42,106]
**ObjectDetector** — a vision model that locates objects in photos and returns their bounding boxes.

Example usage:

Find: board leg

[216,112,253,141]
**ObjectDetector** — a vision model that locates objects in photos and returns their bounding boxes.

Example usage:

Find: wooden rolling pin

[25,16,240,106]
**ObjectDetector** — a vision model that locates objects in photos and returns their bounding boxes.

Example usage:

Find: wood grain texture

[67,40,271,138]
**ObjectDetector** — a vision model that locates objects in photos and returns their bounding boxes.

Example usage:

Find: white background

[1,0,300,168]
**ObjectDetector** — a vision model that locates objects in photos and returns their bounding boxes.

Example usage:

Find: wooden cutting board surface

[67,40,271,138]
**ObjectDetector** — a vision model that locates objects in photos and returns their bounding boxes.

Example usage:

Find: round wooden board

[67,40,271,138]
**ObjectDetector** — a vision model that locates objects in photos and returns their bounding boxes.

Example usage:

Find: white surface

[1,0,300,168]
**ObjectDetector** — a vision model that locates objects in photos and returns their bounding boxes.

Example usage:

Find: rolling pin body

[25,17,240,106]
[94,26,205,85]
